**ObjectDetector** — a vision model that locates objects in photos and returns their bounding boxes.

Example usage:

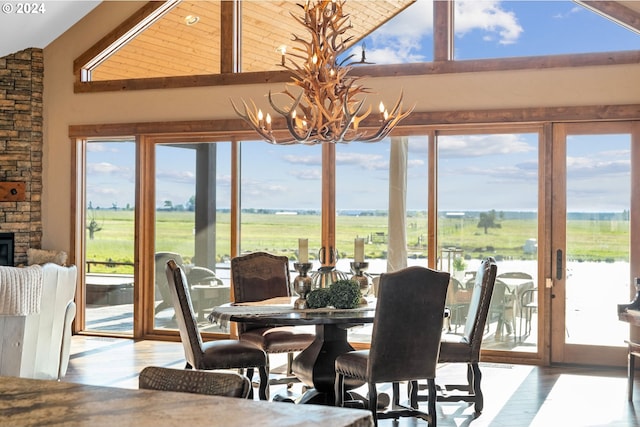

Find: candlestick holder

[350,261,371,304]
[292,262,313,309]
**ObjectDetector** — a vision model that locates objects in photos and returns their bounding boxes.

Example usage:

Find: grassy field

[85,210,629,273]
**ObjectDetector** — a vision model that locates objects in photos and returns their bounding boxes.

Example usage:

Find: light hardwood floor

[64,336,639,426]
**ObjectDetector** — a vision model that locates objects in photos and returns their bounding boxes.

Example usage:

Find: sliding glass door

[551,122,634,366]
[154,141,232,333]
[436,128,540,354]
[83,138,136,335]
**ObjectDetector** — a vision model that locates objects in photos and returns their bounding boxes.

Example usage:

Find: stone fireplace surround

[0,48,43,266]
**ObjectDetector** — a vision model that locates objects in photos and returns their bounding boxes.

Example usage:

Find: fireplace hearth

[0,232,15,266]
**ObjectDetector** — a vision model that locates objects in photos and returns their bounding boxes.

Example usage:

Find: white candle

[354,238,365,262]
[298,238,308,263]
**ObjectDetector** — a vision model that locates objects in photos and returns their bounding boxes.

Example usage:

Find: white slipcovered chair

[0,263,77,379]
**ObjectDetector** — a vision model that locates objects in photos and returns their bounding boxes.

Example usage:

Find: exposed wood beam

[575,1,640,34]
[220,0,239,73]
[433,0,453,61]
[68,103,640,138]
[73,49,640,93]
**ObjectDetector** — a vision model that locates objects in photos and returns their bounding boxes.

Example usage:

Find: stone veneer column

[0,48,43,265]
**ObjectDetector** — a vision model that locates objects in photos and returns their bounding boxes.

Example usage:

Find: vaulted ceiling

[2,0,640,74]
[88,0,415,80]
[0,0,100,58]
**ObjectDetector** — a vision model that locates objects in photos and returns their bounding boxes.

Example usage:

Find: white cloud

[156,170,195,184]
[216,174,231,187]
[86,142,128,153]
[408,159,425,168]
[282,154,322,166]
[354,0,432,64]
[553,5,584,20]
[365,44,426,65]
[87,162,125,174]
[371,0,434,39]
[352,0,523,64]
[567,155,630,179]
[459,162,537,183]
[86,143,110,152]
[336,152,388,170]
[455,1,523,46]
[438,134,534,158]
[291,169,322,181]
[241,178,288,196]
[86,185,118,196]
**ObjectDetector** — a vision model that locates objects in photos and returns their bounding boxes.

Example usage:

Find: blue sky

[86,0,637,213]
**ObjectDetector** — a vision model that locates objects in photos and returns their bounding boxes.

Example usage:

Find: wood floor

[65,335,640,427]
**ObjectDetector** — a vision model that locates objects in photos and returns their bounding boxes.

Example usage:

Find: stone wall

[0,48,43,265]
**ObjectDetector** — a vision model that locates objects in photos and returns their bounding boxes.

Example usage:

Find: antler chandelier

[231,0,413,145]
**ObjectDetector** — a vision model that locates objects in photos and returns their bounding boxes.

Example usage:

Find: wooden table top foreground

[0,376,373,427]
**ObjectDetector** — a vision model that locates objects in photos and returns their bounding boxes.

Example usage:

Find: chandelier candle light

[231,0,413,145]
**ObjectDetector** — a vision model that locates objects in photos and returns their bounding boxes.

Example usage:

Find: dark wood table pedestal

[292,322,366,405]
[210,303,375,406]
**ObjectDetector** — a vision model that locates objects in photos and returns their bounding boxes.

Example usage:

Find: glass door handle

[556,249,563,280]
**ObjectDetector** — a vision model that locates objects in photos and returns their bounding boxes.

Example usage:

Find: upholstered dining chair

[412,256,498,414]
[231,251,315,386]
[335,266,450,427]
[139,366,251,398]
[165,259,269,400]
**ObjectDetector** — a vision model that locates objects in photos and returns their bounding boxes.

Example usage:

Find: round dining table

[209,298,376,405]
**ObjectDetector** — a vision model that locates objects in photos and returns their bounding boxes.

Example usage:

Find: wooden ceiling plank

[100,51,218,77]
[94,0,221,80]
[74,1,180,73]
[105,43,215,68]
[81,0,417,81]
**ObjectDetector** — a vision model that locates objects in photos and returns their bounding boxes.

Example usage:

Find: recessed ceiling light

[184,15,199,26]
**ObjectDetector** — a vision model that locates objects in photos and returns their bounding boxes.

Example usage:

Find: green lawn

[84,210,629,273]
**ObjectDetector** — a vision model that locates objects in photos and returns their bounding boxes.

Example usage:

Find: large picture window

[437,129,540,353]
[83,138,136,335]
[154,141,232,333]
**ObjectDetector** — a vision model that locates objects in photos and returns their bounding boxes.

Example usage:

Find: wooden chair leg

[258,366,269,401]
[427,378,437,427]
[287,352,294,376]
[408,380,418,409]
[629,349,635,401]
[470,362,483,413]
[391,381,401,407]
[368,382,378,426]
[335,373,345,407]
[245,368,254,399]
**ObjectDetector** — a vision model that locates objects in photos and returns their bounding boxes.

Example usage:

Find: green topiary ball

[329,279,361,309]
[307,288,331,309]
